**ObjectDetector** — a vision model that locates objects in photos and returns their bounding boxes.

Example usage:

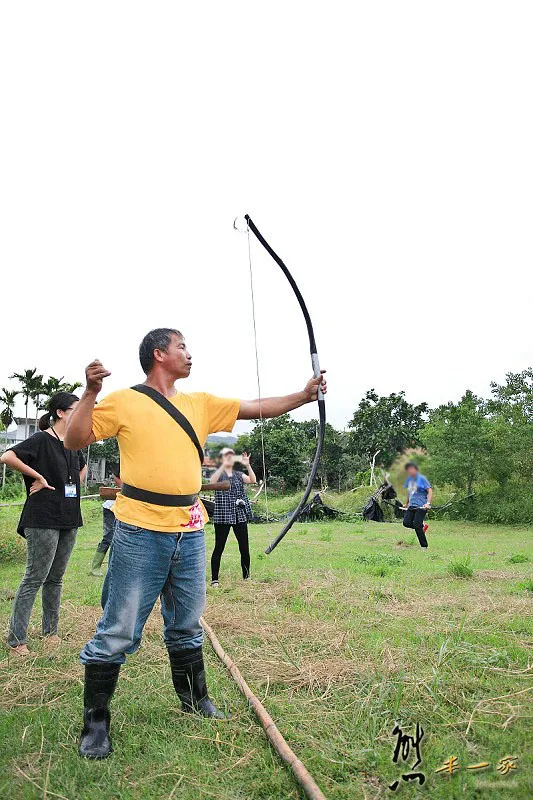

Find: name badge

[65,484,77,498]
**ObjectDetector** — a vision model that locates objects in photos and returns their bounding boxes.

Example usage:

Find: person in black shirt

[0,392,86,656]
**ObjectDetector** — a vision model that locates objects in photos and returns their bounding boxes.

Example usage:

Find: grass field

[0,501,532,799]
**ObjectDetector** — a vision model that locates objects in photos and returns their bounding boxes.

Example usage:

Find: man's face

[155,334,192,378]
[406,466,419,479]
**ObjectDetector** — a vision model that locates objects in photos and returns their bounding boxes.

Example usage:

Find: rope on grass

[200,616,327,800]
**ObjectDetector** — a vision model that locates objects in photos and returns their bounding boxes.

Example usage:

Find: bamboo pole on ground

[201,616,327,800]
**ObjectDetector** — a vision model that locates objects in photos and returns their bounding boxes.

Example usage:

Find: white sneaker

[210,580,220,589]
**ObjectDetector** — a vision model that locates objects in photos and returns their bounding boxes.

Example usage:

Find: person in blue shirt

[402,462,432,548]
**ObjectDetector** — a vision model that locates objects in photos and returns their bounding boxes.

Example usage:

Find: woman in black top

[0,392,86,656]
[210,448,256,587]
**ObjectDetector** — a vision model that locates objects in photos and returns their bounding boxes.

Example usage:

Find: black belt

[121,483,198,507]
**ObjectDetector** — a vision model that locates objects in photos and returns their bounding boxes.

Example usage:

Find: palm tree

[64,381,83,394]
[9,369,43,438]
[1,388,18,495]
[30,375,46,434]
[41,376,83,402]
[1,388,18,437]
[35,376,83,429]
[41,376,66,399]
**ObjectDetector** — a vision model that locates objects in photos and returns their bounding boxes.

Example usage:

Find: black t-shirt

[10,431,86,536]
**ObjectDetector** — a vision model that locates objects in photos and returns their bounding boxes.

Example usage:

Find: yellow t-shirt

[91,388,240,532]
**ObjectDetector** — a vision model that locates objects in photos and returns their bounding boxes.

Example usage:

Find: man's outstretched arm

[65,360,111,449]
[237,372,327,420]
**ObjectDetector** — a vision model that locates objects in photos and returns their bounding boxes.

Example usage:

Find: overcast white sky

[1,2,531,436]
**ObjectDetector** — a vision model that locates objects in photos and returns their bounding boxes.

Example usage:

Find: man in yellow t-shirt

[65,327,327,759]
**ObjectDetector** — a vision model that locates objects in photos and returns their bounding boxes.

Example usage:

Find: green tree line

[2,365,531,522]
[234,368,532,522]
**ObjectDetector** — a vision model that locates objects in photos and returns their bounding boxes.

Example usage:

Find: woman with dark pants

[210,448,255,587]
[90,464,121,577]
[0,392,86,656]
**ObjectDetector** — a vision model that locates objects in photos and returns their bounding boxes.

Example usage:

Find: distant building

[1,417,38,446]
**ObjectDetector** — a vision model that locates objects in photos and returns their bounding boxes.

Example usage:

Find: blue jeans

[8,528,77,647]
[80,522,206,665]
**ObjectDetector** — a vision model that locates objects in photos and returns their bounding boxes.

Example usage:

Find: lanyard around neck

[50,427,73,483]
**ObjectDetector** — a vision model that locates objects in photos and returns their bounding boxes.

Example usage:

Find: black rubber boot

[79,663,120,759]
[168,647,227,719]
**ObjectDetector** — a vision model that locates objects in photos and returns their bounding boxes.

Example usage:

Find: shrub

[447,556,474,579]
[0,507,26,563]
[0,470,25,501]
[506,553,530,564]
[369,565,390,577]
[441,479,533,525]
[512,579,533,594]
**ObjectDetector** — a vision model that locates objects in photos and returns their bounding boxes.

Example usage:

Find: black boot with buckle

[168,647,227,719]
[79,663,121,758]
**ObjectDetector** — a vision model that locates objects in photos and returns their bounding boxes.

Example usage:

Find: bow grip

[311,352,324,401]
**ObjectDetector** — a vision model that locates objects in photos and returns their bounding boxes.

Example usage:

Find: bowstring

[246,223,271,535]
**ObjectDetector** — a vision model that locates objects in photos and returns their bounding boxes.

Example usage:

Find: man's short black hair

[139,328,182,374]
[405,461,419,471]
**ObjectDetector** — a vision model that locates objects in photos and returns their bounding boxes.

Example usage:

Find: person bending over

[210,448,255,587]
[1,392,86,656]
[65,327,327,759]
[402,461,432,548]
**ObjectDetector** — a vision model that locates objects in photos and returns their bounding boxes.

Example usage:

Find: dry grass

[476,569,519,580]
[206,591,363,691]
[0,517,531,799]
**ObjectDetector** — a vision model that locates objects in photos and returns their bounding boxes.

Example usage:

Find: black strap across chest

[131,384,204,466]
